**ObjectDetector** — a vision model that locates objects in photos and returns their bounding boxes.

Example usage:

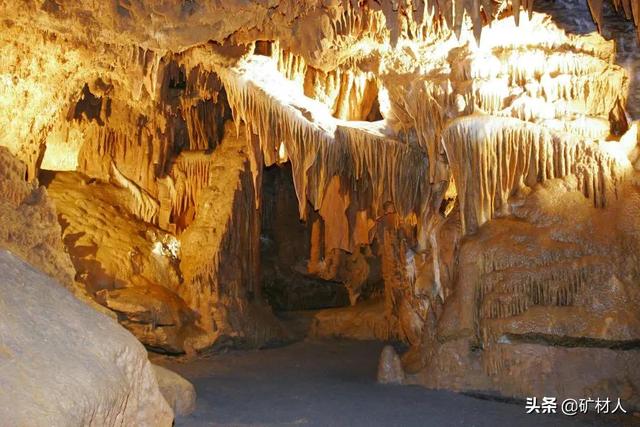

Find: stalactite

[163,151,216,231]
[271,43,308,87]
[346,0,640,44]
[401,79,455,185]
[334,1,389,42]
[219,55,439,254]
[181,98,228,151]
[306,67,381,121]
[443,115,626,235]
[591,0,640,40]
[69,60,231,231]
[479,261,608,320]
[388,12,627,209]
[343,0,506,45]
[77,121,167,197]
[447,36,626,122]
[268,43,382,122]
[109,162,159,224]
[308,216,324,275]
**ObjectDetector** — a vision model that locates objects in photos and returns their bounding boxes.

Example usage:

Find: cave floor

[153,339,622,427]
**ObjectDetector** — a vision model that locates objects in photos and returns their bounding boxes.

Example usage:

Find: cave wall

[413,176,640,406]
[177,124,285,350]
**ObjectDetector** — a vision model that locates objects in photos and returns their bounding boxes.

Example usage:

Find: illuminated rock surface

[0,250,173,426]
[1,0,640,420]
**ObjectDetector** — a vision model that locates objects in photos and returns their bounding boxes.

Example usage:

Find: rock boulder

[153,364,197,417]
[0,250,173,426]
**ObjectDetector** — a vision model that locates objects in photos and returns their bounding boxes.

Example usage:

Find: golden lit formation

[0,1,638,425]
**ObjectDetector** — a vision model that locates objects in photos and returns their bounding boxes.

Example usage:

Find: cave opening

[261,163,351,312]
[260,163,389,341]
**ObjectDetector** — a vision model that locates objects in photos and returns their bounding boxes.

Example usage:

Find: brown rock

[0,147,110,317]
[377,345,405,385]
[310,299,391,341]
[1,0,639,411]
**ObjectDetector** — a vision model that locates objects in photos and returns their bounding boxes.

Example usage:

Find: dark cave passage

[261,163,351,312]
[260,163,390,342]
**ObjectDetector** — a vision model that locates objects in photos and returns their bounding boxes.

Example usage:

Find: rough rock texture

[408,175,640,408]
[0,147,74,286]
[0,147,111,316]
[43,123,286,353]
[98,285,202,354]
[0,249,173,426]
[177,123,286,350]
[152,364,197,417]
[535,0,640,120]
[310,299,392,341]
[377,345,406,385]
[44,170,206,354]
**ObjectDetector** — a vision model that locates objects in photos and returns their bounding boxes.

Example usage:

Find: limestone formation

[177,124,286,350]
[310,299,392,341]
[378,345,406,385]
[0,147,112,317]
[152,365,197,417]
[43,170,206,354]
[0,250,173,426]
[1,0,640,416]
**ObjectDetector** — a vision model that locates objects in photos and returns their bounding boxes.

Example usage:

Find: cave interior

[1,0,640,424]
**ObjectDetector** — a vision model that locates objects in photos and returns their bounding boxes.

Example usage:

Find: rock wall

[41,122,286,353]
[412,177,640,408]
[43,169,206,354]
[0,147,75,288]
[178,124,285,350]
[0,147,111,315]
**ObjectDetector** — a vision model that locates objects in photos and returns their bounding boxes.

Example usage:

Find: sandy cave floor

[151,339,629,427]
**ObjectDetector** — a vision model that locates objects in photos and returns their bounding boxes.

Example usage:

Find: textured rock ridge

[0,147,111,316]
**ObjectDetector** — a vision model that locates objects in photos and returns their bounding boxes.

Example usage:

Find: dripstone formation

[1,0,639,421]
